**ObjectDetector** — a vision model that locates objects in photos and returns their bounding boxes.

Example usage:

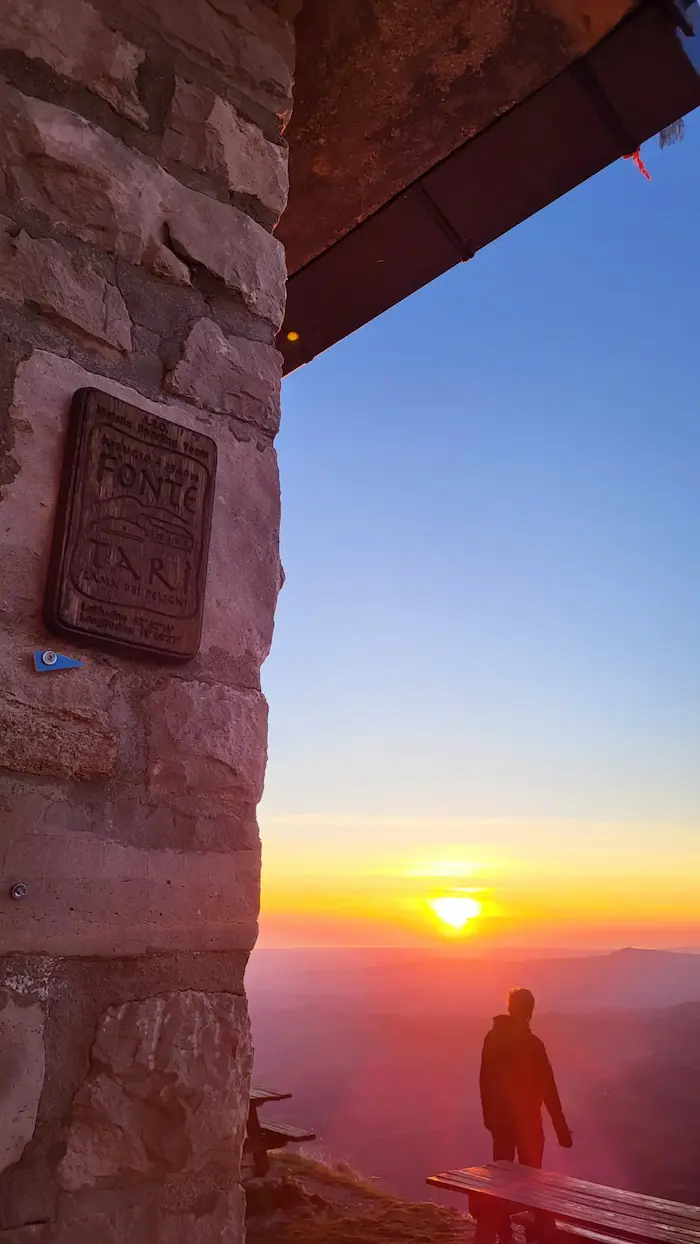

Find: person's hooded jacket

[479,1013,570,1144]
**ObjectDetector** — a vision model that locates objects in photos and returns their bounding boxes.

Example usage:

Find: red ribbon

[624,150,652,180]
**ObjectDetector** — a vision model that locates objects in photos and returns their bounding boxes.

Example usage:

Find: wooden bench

[427,1161,700,1243]
[511,1212,641,1243]
[245,1085,316,1177]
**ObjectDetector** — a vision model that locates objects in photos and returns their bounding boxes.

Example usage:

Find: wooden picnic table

[245,1084,315,1177]
[250,1086,293,1105]
[427,1162,700,1244]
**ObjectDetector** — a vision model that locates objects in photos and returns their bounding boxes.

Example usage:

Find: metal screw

[10,883,27,901]
[42,650,58,666]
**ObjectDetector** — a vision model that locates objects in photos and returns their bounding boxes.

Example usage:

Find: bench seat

[558,1228,632,1244]
[427,1163,700,1244]
[259,1121,317,1148]
[245,1087,316,1177]
[250,1086,293,1105]
[512,1210,626,1243]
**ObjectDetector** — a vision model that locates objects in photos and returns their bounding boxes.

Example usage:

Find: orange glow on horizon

[257,813,700,948]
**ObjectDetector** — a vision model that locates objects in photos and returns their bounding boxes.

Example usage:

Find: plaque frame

[44,388,217,661]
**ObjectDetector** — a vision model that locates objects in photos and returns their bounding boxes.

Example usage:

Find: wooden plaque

[45,388,217,661]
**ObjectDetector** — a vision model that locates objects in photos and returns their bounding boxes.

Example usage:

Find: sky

[257,113,700,951]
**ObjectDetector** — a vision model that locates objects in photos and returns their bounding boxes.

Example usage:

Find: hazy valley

[247,948,700,1207]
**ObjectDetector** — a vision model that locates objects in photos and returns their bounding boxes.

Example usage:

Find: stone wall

[0,1,292,1238]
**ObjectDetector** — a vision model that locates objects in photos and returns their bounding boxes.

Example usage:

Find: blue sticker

[34,649,85,672]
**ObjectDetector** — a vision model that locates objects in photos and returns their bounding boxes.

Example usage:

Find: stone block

[1,0,148,127]
[0,647,139,851]
[120,0,294,127]
[114,260,208,338]
[3,352,282,664]
[52,1190,245,1244]
[0,1228,49,1242]
[217,0,296,73]
[266,0,305,17]
[165,318,281,433]
[0,834,260,955]
[0,225,132,353]
[165,194,285,327]
[141,238,192,287]
[161,79,288,219]
[58,990,252,1188]
[0,999,45,1175]
[0,628,137,789]
[0,783,260,856]
[145,680,268,806]
[0,692,118,781]
[0,627,120,720]
[101,795,260,852]
[0,82,286,326]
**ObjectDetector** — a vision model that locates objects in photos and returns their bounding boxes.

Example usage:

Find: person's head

[507,986,535,1021]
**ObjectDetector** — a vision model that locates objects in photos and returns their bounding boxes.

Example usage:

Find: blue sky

[258,114,700,943]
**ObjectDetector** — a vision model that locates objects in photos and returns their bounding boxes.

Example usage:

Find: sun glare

[428,895,482,931]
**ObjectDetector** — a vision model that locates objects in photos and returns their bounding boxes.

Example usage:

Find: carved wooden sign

[45,388,217,660]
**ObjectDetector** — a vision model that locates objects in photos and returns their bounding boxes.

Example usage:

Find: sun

[428,895,482,931]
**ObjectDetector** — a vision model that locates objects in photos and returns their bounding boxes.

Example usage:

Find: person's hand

[557,1125,573,1149]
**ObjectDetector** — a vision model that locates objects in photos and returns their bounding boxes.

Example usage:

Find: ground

[244,1152,476,1244]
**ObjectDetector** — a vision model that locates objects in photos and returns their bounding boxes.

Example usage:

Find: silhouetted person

[475,987,572,1243]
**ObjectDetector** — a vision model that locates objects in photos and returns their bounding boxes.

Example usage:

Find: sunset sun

[428,895,482,931]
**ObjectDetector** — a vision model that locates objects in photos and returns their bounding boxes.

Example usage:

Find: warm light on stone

[0,1,288,1236]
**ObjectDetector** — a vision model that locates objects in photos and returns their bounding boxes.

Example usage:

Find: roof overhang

[278,0,700,374]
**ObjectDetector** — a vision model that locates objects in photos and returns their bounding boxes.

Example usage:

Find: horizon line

[253,943,700,954]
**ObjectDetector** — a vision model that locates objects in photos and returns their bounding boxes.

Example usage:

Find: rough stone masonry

[0,0,295,1238]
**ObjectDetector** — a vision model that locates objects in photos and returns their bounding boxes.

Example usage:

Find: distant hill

[586,1001,700,1205]
[248,946,700,1014]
